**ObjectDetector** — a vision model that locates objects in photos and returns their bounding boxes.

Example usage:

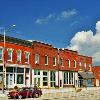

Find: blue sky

[1,0,100,65]
[0,0,100,48]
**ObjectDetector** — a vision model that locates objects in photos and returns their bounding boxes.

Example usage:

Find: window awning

[78,72,94,79]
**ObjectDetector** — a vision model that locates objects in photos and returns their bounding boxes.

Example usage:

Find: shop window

[64,72,68,84]
[34,69,40,75]
[17,74,23,84]
[43,71,48,86]
[17,68,24,73]
[0,47,3,60]
[26,68,29,73]
[6,67,13,72]
[50,71,56,87]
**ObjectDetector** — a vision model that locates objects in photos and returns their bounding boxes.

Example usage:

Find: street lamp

[2,24,16,93]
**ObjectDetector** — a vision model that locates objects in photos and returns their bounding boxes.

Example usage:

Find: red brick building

[0,34,94,89]
[93,66,100,86]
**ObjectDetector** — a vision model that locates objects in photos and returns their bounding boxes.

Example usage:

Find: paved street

[0,87,100,100]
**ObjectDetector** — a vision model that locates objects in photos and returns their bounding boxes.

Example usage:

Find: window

[17,50,21,62]
[74,60,76,68]
[59,58,63,66]
[50,71,56,87]
[53,57,56,66]
[7,49,13,61]
[79,62,82,69]
[64,72,68,84]
[25,52,30,63]
[34,69,40,75]
[89,64,91,71]
[43,71,48,86]
[68,59,70,68]
[0,47,3,60]
[35,54,39,64]
[69,72,73,84]
[84,63,86,70]
[45,55,48,65]
[17,74,23,84]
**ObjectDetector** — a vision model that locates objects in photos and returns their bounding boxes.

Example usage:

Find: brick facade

[0,34,94,89]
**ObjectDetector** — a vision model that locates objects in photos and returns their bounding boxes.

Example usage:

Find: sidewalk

[42,87,100,94]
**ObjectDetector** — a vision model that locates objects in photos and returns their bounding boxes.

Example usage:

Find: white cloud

[35,14,55,24]
[35,9,77,24]
[67,21,100,65]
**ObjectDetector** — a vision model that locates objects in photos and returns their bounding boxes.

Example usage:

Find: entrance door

[6,74,13,88]
[34,78,40,87]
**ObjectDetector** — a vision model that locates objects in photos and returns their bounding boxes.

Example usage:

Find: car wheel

[18,95,22,99]
[34,93,39,98]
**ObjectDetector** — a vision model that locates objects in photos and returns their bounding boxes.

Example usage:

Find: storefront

[78,72,94,87]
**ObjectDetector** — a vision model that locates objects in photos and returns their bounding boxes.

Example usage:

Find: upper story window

[45,55,48,65]
[35,54,39,64]
[25,52,30,63]
[7,48,13,61]
[59,58,63,66]
[89,64,92,71]
[79,62,82,69]
[74,60,76,68]
[17,50,21,62]
[53,57,56,66]
[68,59,70,68]
[84,63,86,70]
[0,47,3,60]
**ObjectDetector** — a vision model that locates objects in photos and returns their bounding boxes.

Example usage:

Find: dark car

[7,87,42,99]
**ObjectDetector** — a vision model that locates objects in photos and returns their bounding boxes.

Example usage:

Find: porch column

[24,67,26,87]
[15,67,17,86]
[48,71,50,88]
[68,72,69,85]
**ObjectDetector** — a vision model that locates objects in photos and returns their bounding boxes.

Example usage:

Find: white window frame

[0,47,3,61]
[53,57,56,66]
[79,62,82,69]
[45,55,48,65]
[24,51,30,63]
[89,64,92,71]
[7,48,13,61]
[68,59,70,68]
[35,54,39,64]
[16,50,21,62]
[84,63,86,70]
[74,60,76,68]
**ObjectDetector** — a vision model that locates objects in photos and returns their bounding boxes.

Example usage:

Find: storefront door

[34,78,40,87]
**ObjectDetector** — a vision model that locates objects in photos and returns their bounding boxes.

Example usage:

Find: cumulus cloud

[35,9,77,24]
[67,21,100,65]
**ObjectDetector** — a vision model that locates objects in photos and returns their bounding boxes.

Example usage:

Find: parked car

[7,87,42,99]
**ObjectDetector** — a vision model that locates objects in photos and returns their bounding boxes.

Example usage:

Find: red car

[7,87,42,99]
